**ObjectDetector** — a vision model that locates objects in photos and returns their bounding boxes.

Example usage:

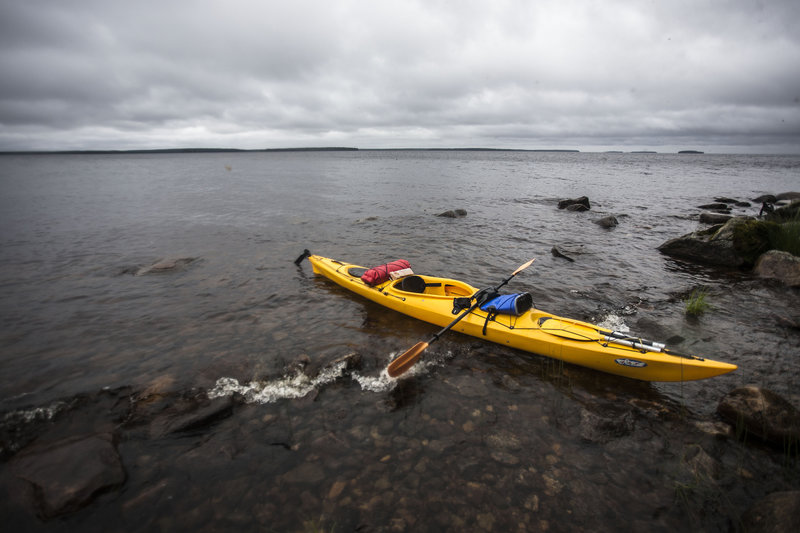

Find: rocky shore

[1,348,798,531]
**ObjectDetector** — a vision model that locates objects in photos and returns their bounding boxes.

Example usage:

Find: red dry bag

[361,259,411,286]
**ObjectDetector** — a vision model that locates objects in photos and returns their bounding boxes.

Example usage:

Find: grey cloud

[1,0,799,152]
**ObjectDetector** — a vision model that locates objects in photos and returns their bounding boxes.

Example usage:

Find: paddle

[537,317,703,361]
[386,258,535,377]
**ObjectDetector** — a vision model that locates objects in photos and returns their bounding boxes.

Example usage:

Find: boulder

[558,196,590,211]
[657,222,740,267]
[740,491,800,533]
[436,209,467,218]
[754,250,800,287]
[717,385,800,448]
[699,212,732,224]
[593,215,618,228]
[753,194,777,204]
[776,191,800,201]
[658,217,774,268]
[10,433,125,518]
[698,203,729,210]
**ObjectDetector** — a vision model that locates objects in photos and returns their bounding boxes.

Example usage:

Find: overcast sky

[1,0,799,153]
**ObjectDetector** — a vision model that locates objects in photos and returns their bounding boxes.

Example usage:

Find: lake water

[0,151,798,531]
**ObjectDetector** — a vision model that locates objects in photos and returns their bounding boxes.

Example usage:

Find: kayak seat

[398,275,443,294]
[348,267,367,278]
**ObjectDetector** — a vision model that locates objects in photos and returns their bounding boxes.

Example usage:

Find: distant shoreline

[0,147,716,155]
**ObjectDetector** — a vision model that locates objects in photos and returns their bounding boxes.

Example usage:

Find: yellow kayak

[305,253,737,382]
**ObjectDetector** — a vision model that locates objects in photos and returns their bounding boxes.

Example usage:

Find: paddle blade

[512,258,536,276]
[387,342,429,377]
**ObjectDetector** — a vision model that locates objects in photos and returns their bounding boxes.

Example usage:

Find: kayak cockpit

[391,275,474,297]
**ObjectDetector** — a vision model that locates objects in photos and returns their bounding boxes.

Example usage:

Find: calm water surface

[0,151,798,531]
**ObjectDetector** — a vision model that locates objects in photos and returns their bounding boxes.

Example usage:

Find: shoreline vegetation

[0,147,718,155]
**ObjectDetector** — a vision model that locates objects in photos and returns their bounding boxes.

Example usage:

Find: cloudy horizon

[1,0,799,154]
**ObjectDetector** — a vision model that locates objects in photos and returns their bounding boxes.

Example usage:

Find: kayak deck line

[304,254,737,382]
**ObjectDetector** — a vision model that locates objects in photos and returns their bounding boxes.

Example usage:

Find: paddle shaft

[422,260,532,346]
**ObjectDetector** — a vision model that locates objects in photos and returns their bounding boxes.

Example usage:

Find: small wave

[597,313,631,333]
[209,350,454,403]
[351,370,397,392]
[2,400,68,424]
[209,360,349,404]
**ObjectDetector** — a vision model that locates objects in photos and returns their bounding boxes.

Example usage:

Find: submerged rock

[717,385,800,448]
[551,246,575,262]
[148,395,235,438]
[577,407,634,443]
[740,491,800,533]
[436,209,467,218]
[10,433,125,518]
[136,257,197,276]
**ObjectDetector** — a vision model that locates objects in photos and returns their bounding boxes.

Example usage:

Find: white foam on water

[210,350,454,403]
[209,360,348,404]
[3,401,67,424]
[351,369,397,392]
[351,349,453,392]
[597,313,630,333]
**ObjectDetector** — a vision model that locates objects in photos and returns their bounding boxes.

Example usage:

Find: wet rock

[692,420,733,439]
[740,491,800,533]
[136,257,197,276]
[443,375,489,397]
[148,395,234,438]
[281,461,326,485]
[683,444,721,480]
[593,215,618,228]
[436,209,467,218]
[285,354,311,374]
[551,246,575,262]
[776,191,800,201]
[319,351,362,376]
[577,408,634,443]
[698,203,730,210]
[717,385,800,448]
[753,194,778,204]
[558,196,591,211]
[658,217,772,268]
[754,250,800,287]
[489,450,520,465]
[699,212,732,224]
[485,431,522,451]
[10,433,125,518]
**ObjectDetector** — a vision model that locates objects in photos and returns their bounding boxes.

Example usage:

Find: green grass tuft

[684,288,711,316]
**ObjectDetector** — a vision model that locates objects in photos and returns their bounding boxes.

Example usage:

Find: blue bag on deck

[479,293,533,316]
